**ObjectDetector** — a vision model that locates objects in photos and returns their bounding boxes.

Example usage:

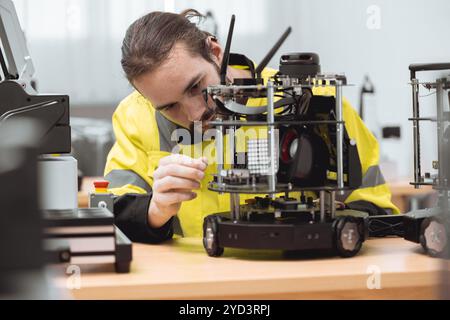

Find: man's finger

[153,191,197,205]
[154,163,205,181]
[159,154,207,170]
[154,176,201,193]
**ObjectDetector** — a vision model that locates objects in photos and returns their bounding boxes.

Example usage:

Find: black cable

[0,46,14,80]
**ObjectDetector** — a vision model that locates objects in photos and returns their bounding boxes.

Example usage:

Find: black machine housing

[0,80,70,154]
[0,0,132,273]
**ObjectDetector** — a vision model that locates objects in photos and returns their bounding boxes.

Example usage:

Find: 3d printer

[201,16,368,258]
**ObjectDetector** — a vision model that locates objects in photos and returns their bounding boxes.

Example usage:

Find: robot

[201,15,368,258]
[402,63,450,257]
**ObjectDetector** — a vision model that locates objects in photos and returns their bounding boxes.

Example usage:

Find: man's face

[133,42,221,131]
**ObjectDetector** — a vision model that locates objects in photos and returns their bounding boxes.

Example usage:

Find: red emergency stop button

[94,181,109,188]
[93,180,109,193]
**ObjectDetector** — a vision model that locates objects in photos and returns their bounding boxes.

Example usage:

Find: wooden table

[54,237,446,300]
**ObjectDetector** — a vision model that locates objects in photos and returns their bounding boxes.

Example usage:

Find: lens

[280,129,298,162]
[289,138,298,159]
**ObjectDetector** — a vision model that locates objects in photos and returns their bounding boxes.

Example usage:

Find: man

[104,10,399,243]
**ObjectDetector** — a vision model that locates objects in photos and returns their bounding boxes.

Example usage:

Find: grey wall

[289,0,450,180]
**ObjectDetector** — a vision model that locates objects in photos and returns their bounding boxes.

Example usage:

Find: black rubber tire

[333,216,364,258]
[202,215,224,257]
[419,217,448,258]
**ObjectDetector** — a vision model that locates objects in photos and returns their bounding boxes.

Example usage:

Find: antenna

[220,14,235,85]
[255,26,292,80]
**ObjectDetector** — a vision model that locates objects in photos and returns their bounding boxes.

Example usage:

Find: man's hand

[148,154,208,228]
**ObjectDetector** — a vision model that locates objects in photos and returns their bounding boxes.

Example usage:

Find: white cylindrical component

[38,155,78,210]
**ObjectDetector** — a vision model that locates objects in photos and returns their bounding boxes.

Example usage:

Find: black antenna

[220,14,235,85]
[255,26,292,79]
[0,49,14,80]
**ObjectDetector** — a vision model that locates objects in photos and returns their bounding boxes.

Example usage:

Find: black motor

[279,52,321,80]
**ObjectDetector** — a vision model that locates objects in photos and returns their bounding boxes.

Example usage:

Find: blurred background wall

[12,0,450,179]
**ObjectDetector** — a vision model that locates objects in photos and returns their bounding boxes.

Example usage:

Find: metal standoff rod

[228,115,236,166]
[230,193,240,221]
[267,80,277,196]
[319,190,326,222]
[335,80,344,193]
[229,112,239,221]
[436,78,445,187]
[319,191,336,222]
[411,78,422,187]
[330,191,336,219]
[215,118,224,187]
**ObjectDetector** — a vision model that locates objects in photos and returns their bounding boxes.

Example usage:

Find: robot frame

[201,15,368,258]
[401,63,450,257]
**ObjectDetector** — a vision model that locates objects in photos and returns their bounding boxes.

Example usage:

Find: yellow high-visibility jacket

[105,53,399,242]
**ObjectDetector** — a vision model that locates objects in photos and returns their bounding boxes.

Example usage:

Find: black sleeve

[346,200,392,216]
[113,193,174,244]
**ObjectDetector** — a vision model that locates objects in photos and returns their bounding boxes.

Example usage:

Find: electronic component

[247,139,278,175]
